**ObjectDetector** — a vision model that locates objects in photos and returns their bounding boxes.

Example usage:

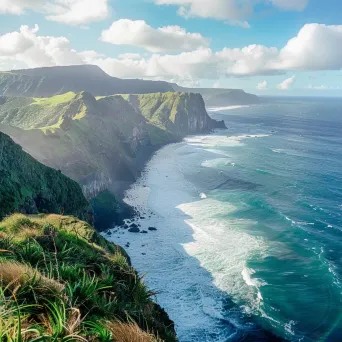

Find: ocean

[106,97,342,341]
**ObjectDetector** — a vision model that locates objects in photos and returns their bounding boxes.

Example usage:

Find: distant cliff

[173,85,260,107]
[0,131,91,221]
[0,65,259,107]
[0,65,173,97]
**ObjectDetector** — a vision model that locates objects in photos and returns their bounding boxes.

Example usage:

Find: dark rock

[107,231,112,235]
[140,216,145,219]
[128,227,140,233]
[130,223,139,228]
[148,227,157,231]
[140,230,148,234]
[142,253,146,255]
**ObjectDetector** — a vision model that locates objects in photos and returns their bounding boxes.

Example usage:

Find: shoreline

[104,132,287,342]
[106,129,223,231]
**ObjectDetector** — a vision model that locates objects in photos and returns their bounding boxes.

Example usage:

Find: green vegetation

[0,131,91,221]
[0,213,177,341]
[32,91,77,106]
[0,90,223,229]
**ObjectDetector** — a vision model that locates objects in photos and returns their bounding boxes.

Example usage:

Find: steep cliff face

[127,92,226,136]
[0,131,91,221]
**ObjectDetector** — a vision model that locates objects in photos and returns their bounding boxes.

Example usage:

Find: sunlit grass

[0,213,177,341]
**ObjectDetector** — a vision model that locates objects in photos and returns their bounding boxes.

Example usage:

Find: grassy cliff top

[0,213,176,341]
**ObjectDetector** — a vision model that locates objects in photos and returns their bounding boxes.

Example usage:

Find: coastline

[104,131,287,342]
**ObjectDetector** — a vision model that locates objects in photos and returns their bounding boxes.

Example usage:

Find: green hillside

[0,131,90,221]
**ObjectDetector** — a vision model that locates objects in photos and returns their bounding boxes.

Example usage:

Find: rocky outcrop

[127,92,226,137]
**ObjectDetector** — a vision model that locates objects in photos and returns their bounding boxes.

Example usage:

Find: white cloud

[155,0,253,25]
[45,0,110,25]
[2,22,342,88]
[275,24,342,71]
[277,75,296,90]
[216,44,279,76]
[154,0,309,25]
[0,0,110,25]
[0,25,83,70]
[257,80,268,89]
[270,0,308,11]
[100,19,209,53]
[0,25,38,55]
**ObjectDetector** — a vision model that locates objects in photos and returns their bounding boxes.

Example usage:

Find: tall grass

[0,214,177,341]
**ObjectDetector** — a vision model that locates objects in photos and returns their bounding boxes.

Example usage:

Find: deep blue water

[208,98,342,341]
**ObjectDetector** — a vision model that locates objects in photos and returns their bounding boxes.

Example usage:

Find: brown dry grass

[0,261,64,294]
[107,321,163,342]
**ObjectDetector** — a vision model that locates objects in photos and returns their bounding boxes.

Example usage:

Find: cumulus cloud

[276,24,342,71]
[100,19,209,53]
[277,75,296,89]
[45,0,110,25]
[0,25,83,70]
[154,0,309,25]
[0,25,37,55]
[1,22,342,88]
[0,0,110,25]
[257,80,268,89]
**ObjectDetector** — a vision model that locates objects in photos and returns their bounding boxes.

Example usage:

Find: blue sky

[1,0,342,96]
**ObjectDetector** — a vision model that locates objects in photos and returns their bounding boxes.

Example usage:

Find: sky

[1,0,342,96]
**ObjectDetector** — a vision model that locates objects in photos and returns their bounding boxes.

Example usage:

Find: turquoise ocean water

[206,98,342,341]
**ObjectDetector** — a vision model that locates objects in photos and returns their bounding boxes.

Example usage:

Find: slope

[0,131,90,221]
[0,213,177,341]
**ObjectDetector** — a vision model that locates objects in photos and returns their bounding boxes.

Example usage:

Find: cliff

[126,92,226,140]
[0,131,91,221]
[0,91,224,230]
